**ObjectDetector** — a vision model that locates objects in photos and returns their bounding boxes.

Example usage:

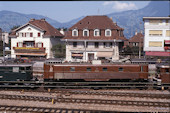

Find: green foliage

[51,43,66,58]
[56,27,67,31]
[11,25,21,31]
[122,45,144,56]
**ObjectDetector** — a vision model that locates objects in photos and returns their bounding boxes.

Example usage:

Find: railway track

[0,105,98,113]
[58,90,170,99]
[0,94,169,108]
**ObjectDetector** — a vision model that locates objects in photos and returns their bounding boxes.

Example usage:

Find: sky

[0,1,150,23]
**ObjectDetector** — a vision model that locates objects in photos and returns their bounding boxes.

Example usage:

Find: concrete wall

[144,19,170,52]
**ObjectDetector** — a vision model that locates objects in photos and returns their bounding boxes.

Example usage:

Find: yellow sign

[15,47,40,50]
[149,41,162,47]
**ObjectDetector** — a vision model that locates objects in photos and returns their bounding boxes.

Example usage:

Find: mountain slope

[0,1,169,39]
[0,10,62,32]
[107,1,170,38]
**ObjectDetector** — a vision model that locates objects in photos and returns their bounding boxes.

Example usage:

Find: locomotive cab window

[70,67,75,72]
[20,67,26,73]
[13,67,19,73]
[86,67,91,72]
[103,67,107,71]
[119,67,123,72]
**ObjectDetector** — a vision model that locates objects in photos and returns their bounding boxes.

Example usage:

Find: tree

[11,25,20,31]
[51,43,66,58]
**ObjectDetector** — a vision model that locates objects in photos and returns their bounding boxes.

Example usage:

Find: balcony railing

[13,47,46,53]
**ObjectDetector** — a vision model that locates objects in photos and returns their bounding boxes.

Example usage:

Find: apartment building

[9,19,63,59]
[62,15,126,62]
[143,17,170,57]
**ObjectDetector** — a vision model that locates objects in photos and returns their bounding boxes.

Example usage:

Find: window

[26,32,29,37]
[103,67,107,71]
[166,20,169,25]
[104,42,112,48]
[37,42,43,48]
[105,29,111,36]
[30,33,33,37]
[141,66,143,72]
[38,32,41,37]
[165,68,169,73]
[18,42,23,47]
[136,43,138,46]
[149,41,162,47]
[149,30,162,36]
[86,67,91,72]
[70,67,75,72]
[110,42,112,47]
[94,29,100,36]
[119,67,123,72]
[95,42,99,48]
[149,20,162,25]
[26,42,34,47]
[28,28,31,31]
[166,30,170,37]
[73,42,77,47]
[13,67,19,73]
[72,29,78,36]
[20,67,26,73]
[83,29,89,36]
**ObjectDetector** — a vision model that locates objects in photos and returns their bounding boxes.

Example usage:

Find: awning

[165,40,170,45]
[96,52,113,57]
[72,53,83,57]
[145,51,170,56]
[16,53,47,56]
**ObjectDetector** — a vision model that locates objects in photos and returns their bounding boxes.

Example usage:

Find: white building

[62,16,126,62]
[9,19,63,59]
[143,17,170,57]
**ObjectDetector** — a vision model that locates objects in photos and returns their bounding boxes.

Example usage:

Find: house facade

[143,17,170,57]
[9,19,63,59]
[128,31,144,48]
[62,16,126,62]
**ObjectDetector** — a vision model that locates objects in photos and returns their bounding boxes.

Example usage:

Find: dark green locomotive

[0,64,33,81]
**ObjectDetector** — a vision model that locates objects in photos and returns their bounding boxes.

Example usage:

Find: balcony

[13,47,46,53]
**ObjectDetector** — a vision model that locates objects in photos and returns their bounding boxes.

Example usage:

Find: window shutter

[42,43,43,47]
[30,33,33,37]
[17,43,18,47]
[166,30,170,37]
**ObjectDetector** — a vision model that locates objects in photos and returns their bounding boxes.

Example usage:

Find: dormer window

[105,29,111,36]
[94,29,100,36]
[83,29,89,36]
[72,29,78,36]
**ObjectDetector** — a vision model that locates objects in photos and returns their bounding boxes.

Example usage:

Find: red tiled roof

[70,15,123,30]
[63,15,126,41]
[128,33,144,43]
[9,19,63,37]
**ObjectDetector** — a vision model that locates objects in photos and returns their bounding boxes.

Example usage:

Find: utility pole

[139,22,142,59]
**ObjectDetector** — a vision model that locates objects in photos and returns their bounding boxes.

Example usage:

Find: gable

[16,25,44,34]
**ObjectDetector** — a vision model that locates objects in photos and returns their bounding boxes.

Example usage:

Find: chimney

[140,30,143,34]
[60,29,64,35]
[135,30,138,35]
[30,18,35,21]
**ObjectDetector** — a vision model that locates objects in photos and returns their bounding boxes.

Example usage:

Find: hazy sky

[0,1,150,23]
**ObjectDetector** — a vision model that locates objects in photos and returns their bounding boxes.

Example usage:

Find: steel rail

[0,94,169,108]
